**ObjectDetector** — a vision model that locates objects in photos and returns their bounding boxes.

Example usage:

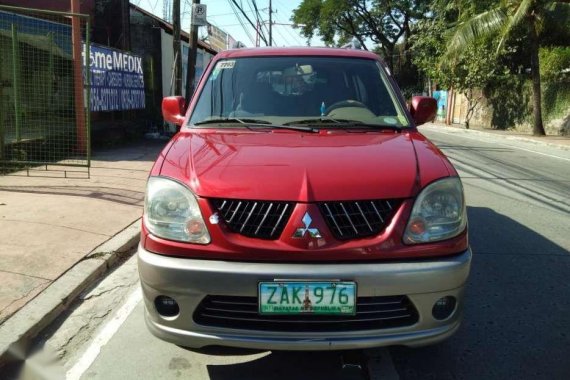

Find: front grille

[193,295,418,332]
[211,199,294,240]
[318,200,401,240]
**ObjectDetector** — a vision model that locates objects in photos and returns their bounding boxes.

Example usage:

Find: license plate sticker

[258,282,356,315]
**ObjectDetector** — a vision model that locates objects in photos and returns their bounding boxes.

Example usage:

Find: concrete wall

[449,90,570,135]
[160,30,213,99]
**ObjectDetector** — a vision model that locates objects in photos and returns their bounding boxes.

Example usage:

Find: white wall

[160,29,214,99]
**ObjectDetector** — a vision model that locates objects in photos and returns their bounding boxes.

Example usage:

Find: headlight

[144,177,210,244]
[403,177,467,244]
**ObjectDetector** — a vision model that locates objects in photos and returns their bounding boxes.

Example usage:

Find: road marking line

[423,127,570,162]
[366,348,399,380]
[66,287,142,380]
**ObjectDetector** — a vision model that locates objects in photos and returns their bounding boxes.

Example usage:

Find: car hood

[159,129,450,201]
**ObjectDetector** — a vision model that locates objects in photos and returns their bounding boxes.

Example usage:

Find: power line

[205,9,256,18]
[228,0,267,45]
[273,25,292,46]
[151,0,160,13]
[251,0,269,46]
[227,0,256,45]
[274,13,304,45]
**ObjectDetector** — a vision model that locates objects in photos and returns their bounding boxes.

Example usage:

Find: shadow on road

[391,206,570,380]
[207,350,362,380]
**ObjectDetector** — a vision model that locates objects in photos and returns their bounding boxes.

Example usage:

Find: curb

[422,123,570,151]
[0,219,141,369]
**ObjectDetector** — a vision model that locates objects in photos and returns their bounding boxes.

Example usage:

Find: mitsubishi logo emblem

[293,212,322,239]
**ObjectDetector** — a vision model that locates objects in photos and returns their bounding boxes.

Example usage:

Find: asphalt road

[17,127,570,380]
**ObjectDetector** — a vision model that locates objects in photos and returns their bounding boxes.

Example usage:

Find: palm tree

[445,0,570,136]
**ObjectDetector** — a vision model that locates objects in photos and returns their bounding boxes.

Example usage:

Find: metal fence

[0,5,90,177]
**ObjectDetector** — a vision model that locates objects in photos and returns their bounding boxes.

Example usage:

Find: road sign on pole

[192,4,207,26]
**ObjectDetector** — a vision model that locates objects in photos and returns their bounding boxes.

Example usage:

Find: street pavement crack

[81,281,139,301]
[0,279,50,321]
[0,218,111,237]
[52,308,115,358]
[0,268,51,281]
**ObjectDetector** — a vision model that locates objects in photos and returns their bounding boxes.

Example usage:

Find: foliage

[444,0,570,135]
[484,74,531,130]
[448,38,504,128]
[539,46,570,82]
[409,19,448,85]
[542,81,570,126]
[411,18,504,128]
[485,77,569,131]
[291,0,430,70]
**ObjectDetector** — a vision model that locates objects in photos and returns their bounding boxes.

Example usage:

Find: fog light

[408,218,426,235]
[432,296,456,320]
[154,295,179,317]
[186,219,206,237]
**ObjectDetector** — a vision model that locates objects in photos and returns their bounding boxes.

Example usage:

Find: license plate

[258,281,356,315]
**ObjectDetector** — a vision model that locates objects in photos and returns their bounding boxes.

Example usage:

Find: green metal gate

[0,5,90,177]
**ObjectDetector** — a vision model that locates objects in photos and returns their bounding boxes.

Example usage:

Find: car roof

[216,47,381,61]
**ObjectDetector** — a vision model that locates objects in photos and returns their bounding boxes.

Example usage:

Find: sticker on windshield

[217,60,235,69]
[383,117,398,125]
[210,60,235,81]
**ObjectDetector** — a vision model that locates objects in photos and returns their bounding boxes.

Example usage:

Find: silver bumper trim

[138,246,471,350]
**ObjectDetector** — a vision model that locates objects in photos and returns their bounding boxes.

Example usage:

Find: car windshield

[188,56,409,128]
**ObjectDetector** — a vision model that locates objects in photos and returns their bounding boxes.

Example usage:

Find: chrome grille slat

[199,313,413,324]
[323,203,343,237]
[370,201,385,223]
[359,300,402,306]
[239,202,258,232]
[271,204,289,236]
[339,202,359,234]
[355,307,408,314]
[204,306,408,315]
[318,200,402,240]
[212,300,257,307]
[255,203,273,235]
[204,307,259,314]
[355,202,373,231]
[227,201,242,223]
[211,199,294,240]
[194,295,418,332]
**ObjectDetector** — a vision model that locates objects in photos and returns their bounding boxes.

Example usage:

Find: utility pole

[71,0,86,153]
[172,0,182,95]
[255,20,260,47]
[185,0,200,106]
[230,0,267,45]
[268,0,272,46]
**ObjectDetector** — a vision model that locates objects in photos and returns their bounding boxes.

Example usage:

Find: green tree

[411,20,503,128]
[449,39,503,129]
[445,0,570,136]
[291,0,430,71]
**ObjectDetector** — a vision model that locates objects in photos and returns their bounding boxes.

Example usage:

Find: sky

[133,0,324,47]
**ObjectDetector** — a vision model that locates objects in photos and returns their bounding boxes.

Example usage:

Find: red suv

[138,47,471,350]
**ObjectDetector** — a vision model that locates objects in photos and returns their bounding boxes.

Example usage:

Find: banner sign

[83,43,145,112]
[207,23,228,52]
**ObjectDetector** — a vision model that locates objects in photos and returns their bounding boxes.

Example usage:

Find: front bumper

[138,246,471,350]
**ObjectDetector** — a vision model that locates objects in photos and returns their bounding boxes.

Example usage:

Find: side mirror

[410,96,437,126]
[162,96,186,126]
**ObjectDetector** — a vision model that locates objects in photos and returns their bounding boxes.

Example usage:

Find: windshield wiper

[283,117,357,125]
[284,118,402,131]
[194,117,273,126]
[336,122,402,131]
[193,118,318,133]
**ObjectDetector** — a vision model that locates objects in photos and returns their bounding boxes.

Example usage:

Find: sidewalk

[0,140,164,325]
[423,122,570,151]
